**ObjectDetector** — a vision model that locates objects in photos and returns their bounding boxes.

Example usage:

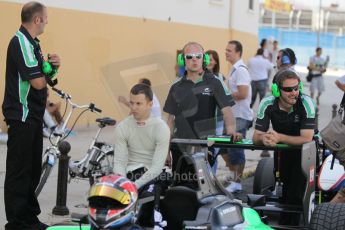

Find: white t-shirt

[227,60,253,121]
[271,49,279,65]
[152,93,162,118]
[310,55,326,75]
[247,55,274,81]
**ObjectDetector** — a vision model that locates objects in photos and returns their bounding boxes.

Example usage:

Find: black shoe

[34,222,50,230]
[5,222,48,230]
[260,150,270,157]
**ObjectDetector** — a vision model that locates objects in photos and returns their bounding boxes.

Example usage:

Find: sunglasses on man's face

[280,85,299,92]
[185,53,203,60]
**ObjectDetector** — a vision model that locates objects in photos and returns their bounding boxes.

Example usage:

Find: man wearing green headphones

[164,41,241,172]
[253,69,316,225]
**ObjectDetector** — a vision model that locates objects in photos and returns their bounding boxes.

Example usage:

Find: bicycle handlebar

[51,87,101,113]
[89,103,102,113]
[52,87,70,99]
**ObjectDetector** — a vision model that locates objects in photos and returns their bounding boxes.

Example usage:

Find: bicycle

[35,87,116,197]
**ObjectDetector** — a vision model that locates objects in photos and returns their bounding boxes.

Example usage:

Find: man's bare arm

[253,129,266,145]
[335,80,345,92]
[221,106,236,136]
[231,85,249,100]
[274,129,314,145]
[30,77,47,90]
[166,113,175,135]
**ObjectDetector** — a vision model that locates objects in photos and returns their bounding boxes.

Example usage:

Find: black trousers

[127,168,171,227]
[276,150,306,226]
[4,120,43,230]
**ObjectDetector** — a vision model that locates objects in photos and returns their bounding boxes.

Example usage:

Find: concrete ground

[0,72,343,227]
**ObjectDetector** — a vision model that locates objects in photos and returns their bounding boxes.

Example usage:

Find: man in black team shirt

[253,69,316,226]
[163,41,241,171]
[2,2,61,229]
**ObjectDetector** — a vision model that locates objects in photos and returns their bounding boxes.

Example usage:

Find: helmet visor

[89,185,131,205]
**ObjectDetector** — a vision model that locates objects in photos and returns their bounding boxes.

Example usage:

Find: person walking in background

[118,78,162,118]
[206,49,230,174]
[224,40,253,192]
[164,41,241,172]
[308,47,328,106]
[270,40,279,65]
[260,38,271,60]
[248,48,274,108]
[2,2,61,229]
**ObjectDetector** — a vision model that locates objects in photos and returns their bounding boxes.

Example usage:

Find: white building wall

[2,0,258,34]
[230,0,259,35]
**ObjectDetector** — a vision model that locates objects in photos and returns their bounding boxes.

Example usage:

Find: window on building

[249,0,254,11]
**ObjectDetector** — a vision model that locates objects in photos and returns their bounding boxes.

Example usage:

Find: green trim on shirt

[18,74,30,121]
[16,30,38,68]
[301,95,316,118]
[257,96,275,119]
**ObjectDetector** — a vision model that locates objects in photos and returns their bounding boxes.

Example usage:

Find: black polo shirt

[164,72,235,138]
[2,26,47,123]
[255,94,316,135]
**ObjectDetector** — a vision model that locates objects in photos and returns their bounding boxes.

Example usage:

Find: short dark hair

[130,83,153,101]
[274,69,300,87]
[260,38,267,48]
[205,50,220,74]
[280,48,297,65]
[228,40,243,57]
[21,1,46,23]
[256,48,264,56]
[316,47,322,52]
[139,78,151,87]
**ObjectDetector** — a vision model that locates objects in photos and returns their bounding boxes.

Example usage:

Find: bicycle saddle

[96,117,116,126]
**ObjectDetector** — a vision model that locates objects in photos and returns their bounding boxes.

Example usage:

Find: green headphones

[271,70,304,97]
[42,61,57,78]
[177,53,210,67]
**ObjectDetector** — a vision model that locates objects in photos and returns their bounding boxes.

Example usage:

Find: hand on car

[226,130,243,142]
[262,130,280,146]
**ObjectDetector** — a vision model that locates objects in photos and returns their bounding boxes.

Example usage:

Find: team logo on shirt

[294,115,300,123]
[202,87,212,96]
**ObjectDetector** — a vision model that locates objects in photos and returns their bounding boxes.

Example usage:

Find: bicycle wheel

[35,162,53,197]
[89,148,114,185]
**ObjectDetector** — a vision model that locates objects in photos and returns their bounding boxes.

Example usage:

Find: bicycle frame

[68,123,115,180]
[36,87,103,196]
[44,91,97,161]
